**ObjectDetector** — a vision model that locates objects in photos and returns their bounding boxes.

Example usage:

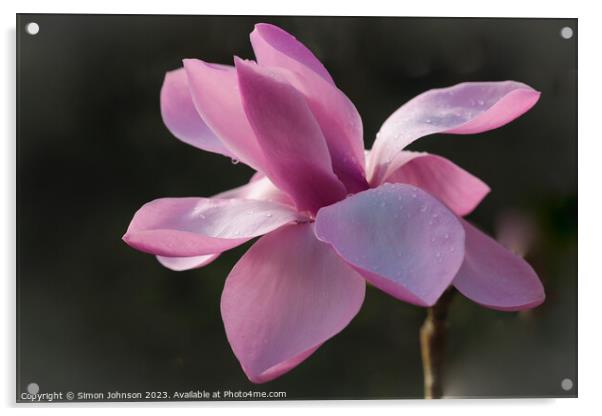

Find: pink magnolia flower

[123,23,545,383]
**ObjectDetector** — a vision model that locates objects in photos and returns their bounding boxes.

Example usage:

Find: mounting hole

[25,22,39,36]
[561,378,574,391]
[27,382,39,394]
[560,26,573,39]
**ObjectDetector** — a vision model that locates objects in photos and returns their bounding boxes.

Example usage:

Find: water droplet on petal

[265,213,273,218]
[231,158,240,165]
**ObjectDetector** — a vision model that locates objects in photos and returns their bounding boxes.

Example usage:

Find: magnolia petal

[122,197,301,257]
[221,223,365,383]
[453,220,545,311]
[235,58,347,213]
[383,151,490,216]
[250,23,335,85]
[369,81,541,183]
[278,69,367,193]
[251,25,367,192]
[315,183,465,306]
[182,59,267,170]
[156,253,220,271]
[160,68,234,157]
[213,173,294,207]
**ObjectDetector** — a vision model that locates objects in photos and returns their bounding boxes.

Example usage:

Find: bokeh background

[17,15,577,400]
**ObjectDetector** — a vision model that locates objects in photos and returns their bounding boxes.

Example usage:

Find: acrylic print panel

[16,14,577,402]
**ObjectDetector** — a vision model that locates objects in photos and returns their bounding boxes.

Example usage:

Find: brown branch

[419,287,456,399]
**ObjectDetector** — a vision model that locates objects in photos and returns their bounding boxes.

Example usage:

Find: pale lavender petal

[453,220,545,311]
[160,68,234,157]
[251,25,367,191]
[315,183,465,306]
[235,58,347,213]
[182,59,267,170]
[122,197,302,257]
[250,23,335,85]
[383,151,490,216]
[156,253,220,271]
[369,81,541,183]
[213,173,294,207]
[221,223,365,383]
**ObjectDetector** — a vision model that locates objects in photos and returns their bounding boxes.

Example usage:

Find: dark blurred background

[16,15,577,400]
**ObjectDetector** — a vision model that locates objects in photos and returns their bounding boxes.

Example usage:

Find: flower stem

[419,287,456,399]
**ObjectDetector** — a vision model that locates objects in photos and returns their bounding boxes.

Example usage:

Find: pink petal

[453,220,545,311]
[314,183,465,306]
[182,59,267,170]
[221,223,365,383]
[213,173,294,207]
[235,58,347,213]
[156,253,220,271]
[122,197,302,257]
[369,81,541,183]
[382,151,490,216]
[251,25,367,192]
[250,23,335,85]
[160,68,234,158]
